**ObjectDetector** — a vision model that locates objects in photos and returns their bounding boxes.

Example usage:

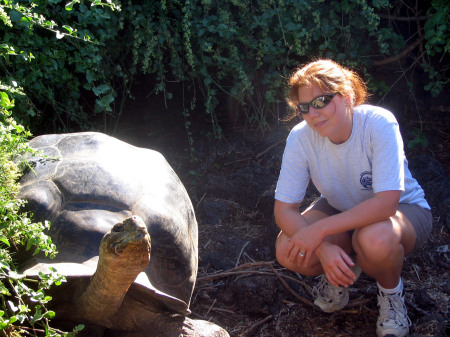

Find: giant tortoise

[18,132,229,337]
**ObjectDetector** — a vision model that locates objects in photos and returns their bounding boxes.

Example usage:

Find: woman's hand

[286,223,325,266]
[315,242,357,287]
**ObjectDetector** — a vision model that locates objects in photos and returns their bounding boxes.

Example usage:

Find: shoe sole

[313,293,349,313]
[376,328,409,337]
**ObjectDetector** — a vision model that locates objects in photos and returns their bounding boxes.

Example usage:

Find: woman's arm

[274,199,309,236]
[275,198,358,286]
[315,190,400,238]
[291,190,401,266]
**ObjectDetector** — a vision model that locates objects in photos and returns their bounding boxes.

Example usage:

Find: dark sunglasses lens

[298,94,335,114]
[311,96,332,109]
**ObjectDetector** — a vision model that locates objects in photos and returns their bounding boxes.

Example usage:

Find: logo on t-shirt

[360,171,373,190]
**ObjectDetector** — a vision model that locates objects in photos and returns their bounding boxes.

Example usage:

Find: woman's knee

[275,231,321,275]
[275,232,294,268]
[353,221,400,260]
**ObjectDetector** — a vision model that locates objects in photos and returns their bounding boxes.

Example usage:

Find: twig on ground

[205,299,216,316]
[271,265,314,307]
[224,157,252,166]
[216,260,276,274]
[238,315,273,337]
[235,241,251,267]
[405,299,431,316]
[256,139,285,159]
[197,260,314,298]
[197,270,278,282]
[196,306,236,315]
[347,297,371,308]
[243,252,256,263]
[196,193,206,208]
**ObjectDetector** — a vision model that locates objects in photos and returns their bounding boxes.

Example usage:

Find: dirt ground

[114,75,450,337]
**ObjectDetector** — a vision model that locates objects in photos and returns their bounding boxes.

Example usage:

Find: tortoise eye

[112,223,125,232]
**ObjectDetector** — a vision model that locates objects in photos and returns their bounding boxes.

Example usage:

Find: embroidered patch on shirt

[360,171,373,190]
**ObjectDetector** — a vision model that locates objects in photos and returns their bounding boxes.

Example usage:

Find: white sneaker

[313,275,349,313]
[376,289,411,337]
[312,263,362,313]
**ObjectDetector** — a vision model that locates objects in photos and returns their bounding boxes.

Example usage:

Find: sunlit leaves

[0,88,67,336]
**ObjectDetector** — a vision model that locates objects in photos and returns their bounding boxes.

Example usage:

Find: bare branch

[372,37,423,66]
[377,14,431,22]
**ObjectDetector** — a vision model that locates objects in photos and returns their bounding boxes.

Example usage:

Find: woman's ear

[345,94,354,107]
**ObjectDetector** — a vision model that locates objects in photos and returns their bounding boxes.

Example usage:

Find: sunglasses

[297,93,337,114]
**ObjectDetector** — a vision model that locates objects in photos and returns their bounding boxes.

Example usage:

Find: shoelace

[378,292,412,326]
[312,275,344,299]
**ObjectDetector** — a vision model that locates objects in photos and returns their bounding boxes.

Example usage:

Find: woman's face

[297,84,352,144]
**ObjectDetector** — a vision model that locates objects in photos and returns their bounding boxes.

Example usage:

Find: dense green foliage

[1,0,448,136]
[124,0,405,135]
[1,0,121,132]
[422,0,449,96]
[1,2,116,335]
[0,87,70,336]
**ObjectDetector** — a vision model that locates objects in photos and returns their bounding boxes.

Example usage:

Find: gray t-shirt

[275,104,430,211]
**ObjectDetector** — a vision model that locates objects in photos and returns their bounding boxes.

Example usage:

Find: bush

[0,0,121,133]
[1,0,448,139]
[0,86,69,336]
[123,0,405,135]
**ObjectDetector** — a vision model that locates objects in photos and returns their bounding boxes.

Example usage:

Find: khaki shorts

[307,198,433,251]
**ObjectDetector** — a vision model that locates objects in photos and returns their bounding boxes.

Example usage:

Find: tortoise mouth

[110,229,149,255]
[108,230,149,255]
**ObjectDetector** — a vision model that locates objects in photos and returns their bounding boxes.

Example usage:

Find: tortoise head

[75,216,151,322]
[99,215,151,270]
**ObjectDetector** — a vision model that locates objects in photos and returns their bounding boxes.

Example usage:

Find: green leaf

[285,22,299,31]
[62,25,75,35]
[9,10,22,23]
[92,84,110,96]
[0,238,10,247]
[65,1,80,11]
[0,92,14,110]
[30,306,43,324]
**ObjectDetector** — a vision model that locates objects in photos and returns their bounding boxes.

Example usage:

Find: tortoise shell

[19,132,198,315]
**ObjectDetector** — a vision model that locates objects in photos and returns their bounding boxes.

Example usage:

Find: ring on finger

[298,251,306,257]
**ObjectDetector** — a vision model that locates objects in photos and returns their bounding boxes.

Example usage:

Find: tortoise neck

[76,251,149,323]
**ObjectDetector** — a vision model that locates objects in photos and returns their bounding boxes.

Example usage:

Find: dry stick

[377,48,426,104]
[243,252,256,264]
[196,192,206,209]
[197,260,275,282]
[224,157,252,166]
[205,298,216,316]
[196,305,236,315]
[405,299,430,316]
[271,265,313,307]
[235,241,251,267]
[372,37,423,66]
[197,261,314,295]
[377,14,430,21]
[223,260,276,273]
[346,297,371,308]
[239,315,273,337]
[255,139,285,159]
[198,270,278,282]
